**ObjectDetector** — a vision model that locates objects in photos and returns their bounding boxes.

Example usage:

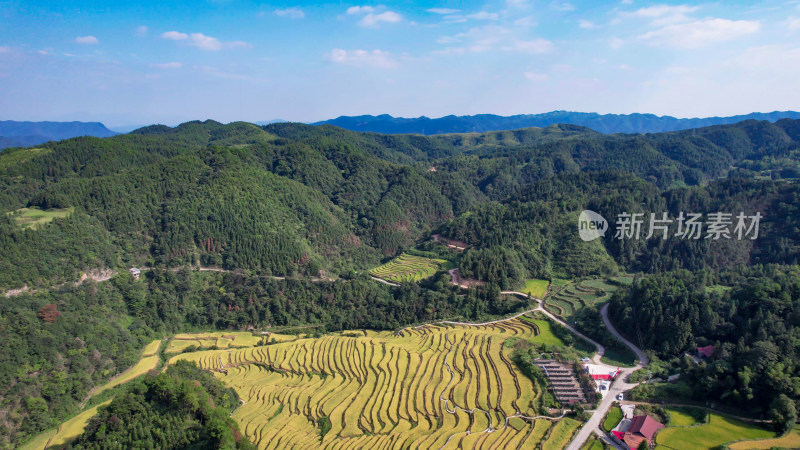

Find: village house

[611,414,665,449]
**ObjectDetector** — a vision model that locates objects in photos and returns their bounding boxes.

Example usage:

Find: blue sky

[1,0,799,127]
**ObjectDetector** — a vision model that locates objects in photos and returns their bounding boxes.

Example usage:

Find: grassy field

[521,279,550,298]
[7,206,74,229]
[603,405,623,431]
[519,316,569,347]
[729,426,800,449]
[655,413,775,450]
[666,407,701,427]
[169,317,581,449]
[369,253,448,283]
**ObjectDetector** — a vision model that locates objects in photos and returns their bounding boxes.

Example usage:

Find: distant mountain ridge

[315,110,800,135]
[0,120,117,150]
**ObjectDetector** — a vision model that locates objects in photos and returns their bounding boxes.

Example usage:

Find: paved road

[565,303,648,450]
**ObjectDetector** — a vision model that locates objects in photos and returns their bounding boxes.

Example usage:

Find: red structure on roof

[696,345,715,358]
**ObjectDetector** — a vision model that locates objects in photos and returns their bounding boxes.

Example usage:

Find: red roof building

[611,415,665,450]
[585,364,620,380]
[696,345,715,359]
[628,415,664,441]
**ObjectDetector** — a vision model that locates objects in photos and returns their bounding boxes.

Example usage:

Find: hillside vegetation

[2,118,800,447]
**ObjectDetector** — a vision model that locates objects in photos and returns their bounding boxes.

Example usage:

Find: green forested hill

[2,119,800,446]
[2,119,800,290]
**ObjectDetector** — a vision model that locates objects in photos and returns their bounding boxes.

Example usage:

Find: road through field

[564,304,648,450]
[420,289,641,449]
[442,289,647,450]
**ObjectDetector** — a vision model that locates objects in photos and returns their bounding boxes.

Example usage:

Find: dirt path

[370,275,399,287]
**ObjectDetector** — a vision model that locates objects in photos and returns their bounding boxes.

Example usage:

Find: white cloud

[639,18,760,49]
[443,11,499,23]
[437,26,552,55]
[506,0,530,9]
[326,48,398,68]
[622,4,699,26]
[346,6,375,15]
[161,31,188,40]
[275,7,304,19]
[358,11,402,27]
[618,63,630,70]
[513,16,536,27]
[621,0,633,4]
[551,2,575,12]
[728,44,800,72]
[524,71,549,81]
[188,33,223,50]
[0,46,11,53]
[151,62,183,69]
[74,36,99,45]
[136,26,148,36]
[609,37,625,49]
[786,16,800,30]
[436,25,511,51]
[37,49,53,55]
[427,8,460,14]
[511,39,554,54]
[579,19,597,29]
[161,31,250,50]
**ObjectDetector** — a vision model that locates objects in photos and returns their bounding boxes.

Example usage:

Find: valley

[2,118,800,449]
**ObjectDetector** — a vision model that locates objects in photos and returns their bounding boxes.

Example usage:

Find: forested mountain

[2,118,800,446]
[315,110,800,135]
[0,121,117,150]
[2,119,800,291]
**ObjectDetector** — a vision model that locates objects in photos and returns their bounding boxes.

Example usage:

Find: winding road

[420,289,648,450]
[564,303,648,450]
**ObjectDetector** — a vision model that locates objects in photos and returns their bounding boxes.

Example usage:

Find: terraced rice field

[92,355,160,396]
[142,339,162,356]
[544,278,618,319]
[170,316,579,449]
[370,253,448,283]
[19,400,112,450]
[165,331,268,353]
